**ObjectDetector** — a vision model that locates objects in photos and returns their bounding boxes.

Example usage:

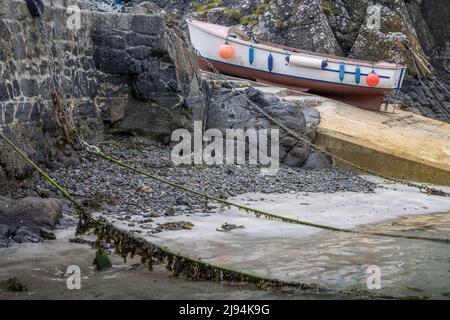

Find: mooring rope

[87,148,449,244]
[0,129,442,298]
[196,50,450,198]
[0,129,319,292]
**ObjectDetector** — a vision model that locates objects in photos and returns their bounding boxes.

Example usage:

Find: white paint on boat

[188,20,406,91]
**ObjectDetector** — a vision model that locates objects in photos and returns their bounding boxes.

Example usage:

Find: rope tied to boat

[195,49,450,198]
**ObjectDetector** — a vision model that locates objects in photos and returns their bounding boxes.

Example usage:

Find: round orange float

[218,43,234,59]
[366,72,380,87]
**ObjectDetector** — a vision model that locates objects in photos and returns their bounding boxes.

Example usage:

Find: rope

[196,50,450,198]
[401,41,450,122]
[89,149,449,244]
[0,129,318,292]
[1,129,435,298]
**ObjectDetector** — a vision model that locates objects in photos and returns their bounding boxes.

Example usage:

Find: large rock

[0,196,62,244]
[303,151,333,169]
[207,87,324,167]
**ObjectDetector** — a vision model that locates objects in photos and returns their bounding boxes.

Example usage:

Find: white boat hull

[188,20,407,111]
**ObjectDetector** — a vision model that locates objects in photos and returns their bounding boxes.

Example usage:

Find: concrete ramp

[313,101,450,186]
[247,85,450,186]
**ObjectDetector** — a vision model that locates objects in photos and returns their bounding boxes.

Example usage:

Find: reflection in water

[216,212,450,299]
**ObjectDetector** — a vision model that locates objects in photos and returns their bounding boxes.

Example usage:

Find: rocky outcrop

[207,86,329,168]
[91,10,207,143]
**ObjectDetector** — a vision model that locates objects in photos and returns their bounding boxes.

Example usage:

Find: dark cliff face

[420,0,449,57]
[122,0,449,121]
[419,0,450,82]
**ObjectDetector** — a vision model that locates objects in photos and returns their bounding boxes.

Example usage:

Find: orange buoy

[219,43,234,59]
[366,72,380,87]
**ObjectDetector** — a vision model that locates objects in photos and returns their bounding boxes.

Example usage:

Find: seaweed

[0,278,27,292]
[76,209,319,292]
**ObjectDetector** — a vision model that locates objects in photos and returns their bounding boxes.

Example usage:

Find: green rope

[0,131,318,292]
[94,151,450,244]
[0,131,442,298]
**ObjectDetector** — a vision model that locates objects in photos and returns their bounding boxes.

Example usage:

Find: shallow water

[1,213,449,299]
[249,212,450,298]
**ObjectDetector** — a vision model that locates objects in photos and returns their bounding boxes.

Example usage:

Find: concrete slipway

[91,177,450,297]
[257,86,450,186]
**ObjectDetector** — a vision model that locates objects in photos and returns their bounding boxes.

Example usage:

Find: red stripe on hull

[198,58,392,111]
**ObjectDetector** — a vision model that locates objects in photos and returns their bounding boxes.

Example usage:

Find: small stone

[164,208,176,216]
[138,186,152,193]
[40,227,56,240]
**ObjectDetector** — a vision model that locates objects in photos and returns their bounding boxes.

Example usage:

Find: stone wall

[0,1,101,184]
[0,0,206,186]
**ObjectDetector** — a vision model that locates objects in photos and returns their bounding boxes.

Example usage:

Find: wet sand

[1,177,450,299]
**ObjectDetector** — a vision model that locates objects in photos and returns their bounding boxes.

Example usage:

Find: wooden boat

[187,19,407,111]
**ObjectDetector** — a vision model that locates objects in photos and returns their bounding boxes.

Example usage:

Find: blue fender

[339,62,345,82]
[268,53,273,72]
[355,65,361,84]
[249,46,254,65]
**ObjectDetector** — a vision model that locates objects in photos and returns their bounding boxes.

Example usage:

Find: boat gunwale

[187,20,407,71]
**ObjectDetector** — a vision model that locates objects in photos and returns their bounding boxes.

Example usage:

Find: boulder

[12,226,41,244]
[283,145,311,167]
[0,196,62,241]
[0,224,9,238]
[206,86,320,167]
[303,151,333,169]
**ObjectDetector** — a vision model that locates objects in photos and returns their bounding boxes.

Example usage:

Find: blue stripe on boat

[396,68,405,96]
[323,67,390,79]
[268,53,273,72]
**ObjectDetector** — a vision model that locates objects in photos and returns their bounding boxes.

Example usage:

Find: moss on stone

[275,19,283,29]
[225,7,242,21]
[240,14,259,26]
[0,278,27,292]
[322,0,338,16]
[255,3,268,15]
[94,248,112,271]
[192,0,224,12]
